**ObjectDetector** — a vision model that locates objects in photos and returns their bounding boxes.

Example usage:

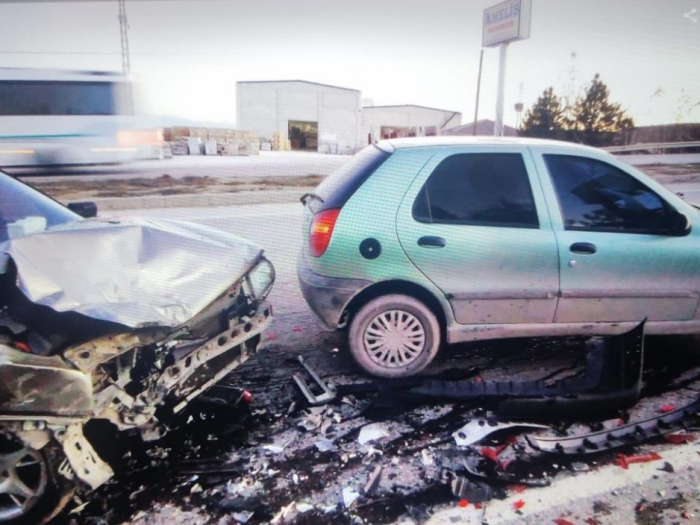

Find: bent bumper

[297,255,371,329]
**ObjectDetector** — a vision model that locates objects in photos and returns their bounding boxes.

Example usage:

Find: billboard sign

[482,0,532,47]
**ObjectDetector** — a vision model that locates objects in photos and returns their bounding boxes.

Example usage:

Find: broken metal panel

[63,330,164,373]
[54,423,113,489]
[526,396,700,455]
[1,216,264,328]
[0,345,92,417]
[292,356,337,405]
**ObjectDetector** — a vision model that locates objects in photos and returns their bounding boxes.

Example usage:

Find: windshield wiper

[300,193,324,206]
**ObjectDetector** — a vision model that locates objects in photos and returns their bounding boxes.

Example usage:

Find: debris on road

[452,418,550,447]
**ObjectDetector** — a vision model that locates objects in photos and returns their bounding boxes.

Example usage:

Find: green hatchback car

[298,137,700,378]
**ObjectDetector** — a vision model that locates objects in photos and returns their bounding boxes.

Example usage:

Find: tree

[568,74,634,146]
[520,87,566,139]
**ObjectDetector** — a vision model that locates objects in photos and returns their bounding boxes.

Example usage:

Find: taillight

[310,208,341,257]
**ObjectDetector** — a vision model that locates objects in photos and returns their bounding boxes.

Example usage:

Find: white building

[236,80,362,154]
[361,105,462,145]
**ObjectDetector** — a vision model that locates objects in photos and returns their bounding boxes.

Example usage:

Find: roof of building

[363,104,462,115]
[442,119,518,137]
[378,135,604,153]
[236,80,360,93]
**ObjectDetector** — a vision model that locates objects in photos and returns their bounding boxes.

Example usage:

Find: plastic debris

[659,404,676,413]
[459,499,469,508]
[314,439,336,452]
[664,433,696,444]
[342,487,360,507]
[657,461,675,473]
[452,419,549,447]
[513,499,526,510]
[296,503,314,513]
[615,452,662,469]
[554,519,575,525]
[358,422,390,444]
[421,449,434,466]
[232,511,254,523]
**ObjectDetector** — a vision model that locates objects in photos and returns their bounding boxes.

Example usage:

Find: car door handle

[570,242,597,255]
[417,236,446,248]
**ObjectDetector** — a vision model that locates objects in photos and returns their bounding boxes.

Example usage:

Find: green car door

[396,145,561,325]
[531,148,700,323]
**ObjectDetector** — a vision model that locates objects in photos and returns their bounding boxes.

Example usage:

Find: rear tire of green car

[349,294,440,378]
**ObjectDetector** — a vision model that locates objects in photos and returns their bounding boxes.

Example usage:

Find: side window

[544,155,678,234]
[413,153,539,229]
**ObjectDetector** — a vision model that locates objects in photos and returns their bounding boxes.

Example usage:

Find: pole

[118,0,131,74]
[494,42,508,137]
[472,49,484,136]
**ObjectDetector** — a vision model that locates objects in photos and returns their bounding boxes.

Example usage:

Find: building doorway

[288,120,318,151]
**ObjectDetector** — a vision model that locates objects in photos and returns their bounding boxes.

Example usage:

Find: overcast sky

[0,0,698,128]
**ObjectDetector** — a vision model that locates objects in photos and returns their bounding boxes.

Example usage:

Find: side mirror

[670,210,691,236]
[67,201,98,219]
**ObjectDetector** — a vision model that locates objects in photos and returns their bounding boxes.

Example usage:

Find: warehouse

[236,80,362,154]
[360,104,462,145]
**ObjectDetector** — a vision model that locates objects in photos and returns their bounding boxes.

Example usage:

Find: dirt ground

[27,164,700,203]
[31,174,325,201]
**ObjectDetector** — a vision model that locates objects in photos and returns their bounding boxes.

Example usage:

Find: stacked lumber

[272,132,291,151]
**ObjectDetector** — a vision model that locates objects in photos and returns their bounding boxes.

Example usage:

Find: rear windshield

[312,145,391,212]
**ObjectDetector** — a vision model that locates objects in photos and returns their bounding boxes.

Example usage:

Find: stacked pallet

[165,127,260,156]
[272,132,291,151]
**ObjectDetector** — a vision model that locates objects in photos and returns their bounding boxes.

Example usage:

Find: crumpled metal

[0,217,263,328]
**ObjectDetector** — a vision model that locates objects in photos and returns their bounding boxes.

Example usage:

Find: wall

[361,106,462,144]
[236,81,362,153]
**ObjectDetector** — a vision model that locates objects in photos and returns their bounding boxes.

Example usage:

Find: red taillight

[310,208,341,257]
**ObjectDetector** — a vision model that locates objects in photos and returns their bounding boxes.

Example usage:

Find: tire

[0,433,75,525]
[349,294,441,378]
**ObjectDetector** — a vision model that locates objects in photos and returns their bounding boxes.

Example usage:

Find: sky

[0,0,699,128]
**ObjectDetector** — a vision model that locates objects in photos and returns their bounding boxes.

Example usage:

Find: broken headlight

[246,258,275,300]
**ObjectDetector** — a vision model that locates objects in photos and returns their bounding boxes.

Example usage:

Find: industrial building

[236,80,362,154]
[236,80,463,153]
[361,104,462,144]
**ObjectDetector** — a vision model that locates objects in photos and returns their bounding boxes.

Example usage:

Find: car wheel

[349,294,441,378]
[0,433,74,525]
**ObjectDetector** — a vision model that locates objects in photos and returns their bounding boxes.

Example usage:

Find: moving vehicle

[298,137,700,378]
[0,172,274,524]
[0,68,162,168]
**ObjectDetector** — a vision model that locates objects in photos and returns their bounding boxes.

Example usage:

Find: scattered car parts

[526,395,700,455]
[452,419,550,447]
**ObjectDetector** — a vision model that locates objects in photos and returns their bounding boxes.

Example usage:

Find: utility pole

[118,0,131,74]
[472,49,484,136]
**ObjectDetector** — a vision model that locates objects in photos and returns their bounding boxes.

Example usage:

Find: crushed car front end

[0,185,276,522]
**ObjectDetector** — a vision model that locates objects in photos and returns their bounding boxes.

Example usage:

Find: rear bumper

[297,254,371,329]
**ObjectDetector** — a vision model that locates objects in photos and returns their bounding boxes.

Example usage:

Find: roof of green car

[379,136,605,153]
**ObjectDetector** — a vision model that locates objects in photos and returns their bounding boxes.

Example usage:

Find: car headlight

[247,258,275,300]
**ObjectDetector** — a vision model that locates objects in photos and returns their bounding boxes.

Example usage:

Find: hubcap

[363,310,426,368]
[0,435,47,521]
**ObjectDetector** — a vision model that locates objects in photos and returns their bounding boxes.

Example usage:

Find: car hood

[0,216,263,328]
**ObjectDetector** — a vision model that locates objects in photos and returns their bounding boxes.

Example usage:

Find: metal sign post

[482,0,532,136]
[494,42,508,136]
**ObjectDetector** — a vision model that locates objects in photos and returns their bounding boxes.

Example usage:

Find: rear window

[312,145,391,212]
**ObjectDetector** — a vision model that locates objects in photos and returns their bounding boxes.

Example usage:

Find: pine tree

[568,74,634,146]
[520,87,566,139]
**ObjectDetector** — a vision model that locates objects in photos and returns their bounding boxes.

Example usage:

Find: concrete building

[442,119,518,137]
[236,80,361,154]
[361,105,462,145]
